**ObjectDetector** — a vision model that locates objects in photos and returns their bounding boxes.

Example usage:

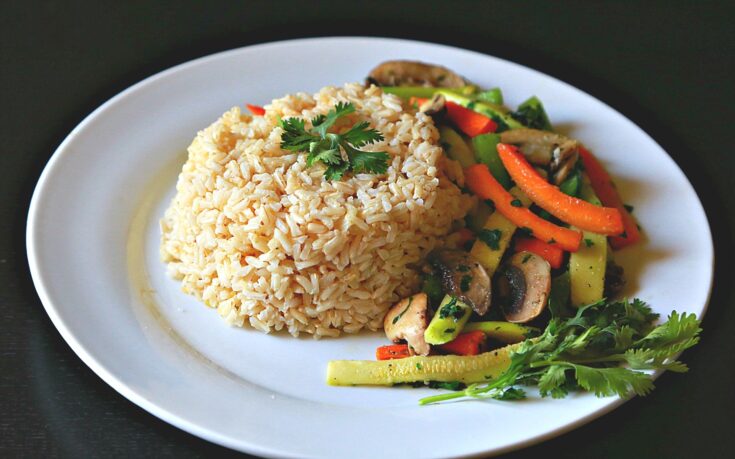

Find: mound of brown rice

[160,83,474,337]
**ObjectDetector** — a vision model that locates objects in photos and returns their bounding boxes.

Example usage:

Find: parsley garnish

[584,238,595,247]
[420,298,701,405]
[491,387,526,401]
[510,198,523,207]
[478,229,502,250]
[279,102,390,180]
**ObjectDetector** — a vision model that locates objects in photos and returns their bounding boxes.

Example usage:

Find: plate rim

[26,36,715,458]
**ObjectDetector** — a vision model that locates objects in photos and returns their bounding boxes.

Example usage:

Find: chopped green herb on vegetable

[439,297,464,321]
[517,227,533,237]
[460,275,473,292]
[478,229,502,250]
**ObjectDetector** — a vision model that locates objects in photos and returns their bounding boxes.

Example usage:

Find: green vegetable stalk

[510,96,553,131]
[424,295,472,345]
[472,133,512,189]
[476,88,504,105]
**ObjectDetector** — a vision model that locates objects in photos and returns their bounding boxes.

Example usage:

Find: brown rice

[160,83,474,337]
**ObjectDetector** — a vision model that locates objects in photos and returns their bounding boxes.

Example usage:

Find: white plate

[27,37,713,458]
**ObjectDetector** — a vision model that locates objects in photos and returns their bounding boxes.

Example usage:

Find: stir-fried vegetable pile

[326,60,701,404]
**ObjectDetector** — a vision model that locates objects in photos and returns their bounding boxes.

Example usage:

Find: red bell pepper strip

[446,101,498,137]
[246,104,265,116]
[455,228,475,246]
[376,344,411,360]
[578,147,641,249]
[497,143,624,236]
[438,330,486,356]
[515,237,564,269]
[465,163,582,252]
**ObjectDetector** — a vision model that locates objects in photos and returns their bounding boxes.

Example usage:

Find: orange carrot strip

[246,104,265,116]
[376,344,411,360]
[439,330,486,356]
[515,237,564,269]
[497,143,624,236]
[578,147,641,249]
[465,163,582,252]
[446,101,498,137]
[408,97,429,109]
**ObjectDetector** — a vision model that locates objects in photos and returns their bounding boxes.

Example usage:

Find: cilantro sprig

[279,102,390,180]
[420,298,701,404]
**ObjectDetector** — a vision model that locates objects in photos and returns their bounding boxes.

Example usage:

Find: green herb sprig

[279,102,390,180]
[478,229,502,250]
[420,298,701,404]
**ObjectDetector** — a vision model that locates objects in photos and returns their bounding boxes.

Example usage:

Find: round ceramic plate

[27,37,713,458]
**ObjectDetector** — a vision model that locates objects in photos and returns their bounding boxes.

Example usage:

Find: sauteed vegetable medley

[326,61,701,404]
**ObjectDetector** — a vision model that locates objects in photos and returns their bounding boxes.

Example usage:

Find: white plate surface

[27,37,713,458]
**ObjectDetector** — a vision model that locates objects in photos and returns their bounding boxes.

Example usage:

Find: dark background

[2,1,734,457]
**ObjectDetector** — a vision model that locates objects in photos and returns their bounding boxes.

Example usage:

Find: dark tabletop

[2,1,734,457]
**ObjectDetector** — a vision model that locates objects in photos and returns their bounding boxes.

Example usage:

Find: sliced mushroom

[499,128,579,184]
[383,293,430,356]
[418,93,446,116]
[427,250,492,316]
[367,60,467,88]
[499,251,551,323]
[549,144,579,184]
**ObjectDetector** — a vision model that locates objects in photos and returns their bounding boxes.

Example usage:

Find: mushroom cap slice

[383,293,430,356]
[418,93,446,116]
[499,128,579,184]
[367,60,467,88]
[500,251,551,323]
[550,144,580,184]
[428,250,492,316]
